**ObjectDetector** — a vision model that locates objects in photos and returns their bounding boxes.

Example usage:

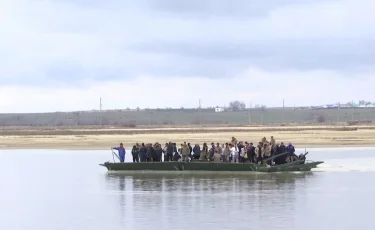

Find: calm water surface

[0,147,375,230]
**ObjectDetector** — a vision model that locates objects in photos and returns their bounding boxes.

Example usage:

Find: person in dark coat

[166,142,174,162]
[131,145,139,162]
[147,143,156,162]
[246,142,256,163]
[273,143,281,165]
[154,143,163,162]
[139,143,147,162]
[276,142,287,164]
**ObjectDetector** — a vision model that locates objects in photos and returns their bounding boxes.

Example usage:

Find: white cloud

[0,0,374,112]
[256,0,375,40]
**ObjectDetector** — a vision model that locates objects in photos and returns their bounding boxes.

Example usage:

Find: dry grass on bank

[0,125,364,136]
[1,125,375,149]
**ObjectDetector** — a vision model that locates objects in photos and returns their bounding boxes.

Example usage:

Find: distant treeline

[0,107,374,127]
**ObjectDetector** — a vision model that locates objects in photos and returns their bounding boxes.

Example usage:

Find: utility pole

[199,98,202,125]
[100,97,103,126]
[352,100,354,121]
[74,112,79,126]
[337,102,340,125]
[282,99,285,124]
[248,102,252,125]
[148,106,152,126]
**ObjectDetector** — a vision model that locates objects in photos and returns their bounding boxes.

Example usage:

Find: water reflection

[105,172,313,230]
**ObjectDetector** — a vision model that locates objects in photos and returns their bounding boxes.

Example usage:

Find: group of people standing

[112,142,165,163]
[189,136,296,165]
[112,136,296,165]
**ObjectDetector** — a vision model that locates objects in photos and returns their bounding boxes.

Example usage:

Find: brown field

[1,125,375,150]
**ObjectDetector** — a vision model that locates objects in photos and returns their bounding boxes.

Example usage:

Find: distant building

[340,104,351,108]
[215,107,225,112]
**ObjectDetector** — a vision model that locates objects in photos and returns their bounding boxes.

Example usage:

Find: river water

[0,147,374,230]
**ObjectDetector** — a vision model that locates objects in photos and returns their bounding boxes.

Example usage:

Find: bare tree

[254,104,266,111]
[229,100,246,111]
[260,105,267,112]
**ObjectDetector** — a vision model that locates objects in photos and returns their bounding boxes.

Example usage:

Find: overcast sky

[1,0,374,112]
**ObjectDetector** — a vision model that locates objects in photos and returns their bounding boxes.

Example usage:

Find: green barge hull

[99,160,323,173]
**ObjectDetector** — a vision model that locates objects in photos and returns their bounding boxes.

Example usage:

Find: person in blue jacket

[286,142,295,162]
[112,143,126,163]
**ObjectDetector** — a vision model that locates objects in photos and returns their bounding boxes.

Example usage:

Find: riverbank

[1,125,375,149]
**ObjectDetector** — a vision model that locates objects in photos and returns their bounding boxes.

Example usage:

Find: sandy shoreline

[1,125,375,150]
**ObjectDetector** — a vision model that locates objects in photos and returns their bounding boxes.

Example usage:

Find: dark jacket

[277,144,287,164]
[247,146,255,156]
[278,145,286,154]
[147,146,156,159]
[154,146,163,159]
[132,147,139,156]
[139,146,147,158]
[167,144,174,154]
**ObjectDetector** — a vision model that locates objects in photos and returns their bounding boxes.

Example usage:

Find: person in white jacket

[229,143,239,163]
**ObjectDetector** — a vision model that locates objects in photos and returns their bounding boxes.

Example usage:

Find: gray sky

[1,0,374,112]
